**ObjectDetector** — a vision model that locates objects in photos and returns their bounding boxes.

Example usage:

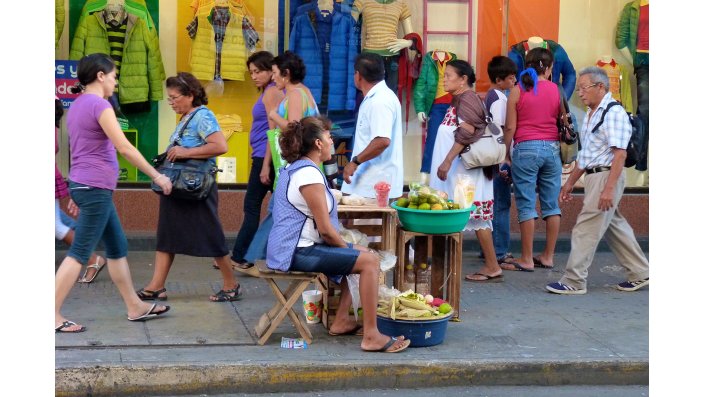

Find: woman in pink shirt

[502,48,563,272]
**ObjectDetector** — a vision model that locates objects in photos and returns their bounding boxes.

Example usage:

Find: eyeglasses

[167,94,183,102]
[578,83,599,92]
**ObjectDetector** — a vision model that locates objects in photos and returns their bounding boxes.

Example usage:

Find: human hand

[166,146,187,162]
[598,187,615,211]
[268,108,278,120]
[260,163,272,185]
[153,174,173,195]
[67,199,79,217]
[417,112,427,123]
[498,163,512,183]
[559,183,574,204]
[436,160,451,181]
[343,161,357,184]
[386,39,413,54]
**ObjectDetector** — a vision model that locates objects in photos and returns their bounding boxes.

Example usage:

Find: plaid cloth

[577,92,631,169]
[186,15,198,39]
[242,16,259,52]
[210,7,231,79]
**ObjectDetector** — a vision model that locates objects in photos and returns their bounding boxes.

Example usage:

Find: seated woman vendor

[266,116,410,353]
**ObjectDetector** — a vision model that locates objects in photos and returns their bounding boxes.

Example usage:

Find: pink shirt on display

[67,93,119,190]
[514,80,560,144]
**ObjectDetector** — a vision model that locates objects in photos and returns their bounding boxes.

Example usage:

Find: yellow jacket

[189,0,247,81]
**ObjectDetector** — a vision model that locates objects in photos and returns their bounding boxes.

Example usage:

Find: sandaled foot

[127,303,170,321]
[55,320,86,333]
[210,284,242,302]
[533,256,554,269]
[78,256,106,283]
[362,336,410,353]
[329,324,364,336]
[136,288,168,301]
[499,259,534,272]
[465,272,504,282]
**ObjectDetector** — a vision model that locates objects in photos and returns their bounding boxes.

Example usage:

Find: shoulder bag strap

[591,101,621,134]
[175,107,205,145]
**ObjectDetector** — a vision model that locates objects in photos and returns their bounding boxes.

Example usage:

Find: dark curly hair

[273,51,306,84]
[165,72,208,106]
[279,116,332,163]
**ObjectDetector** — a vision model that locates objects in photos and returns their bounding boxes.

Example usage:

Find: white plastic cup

[302,290,323,324]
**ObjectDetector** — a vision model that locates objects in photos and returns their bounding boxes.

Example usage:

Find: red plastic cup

[374,186,390,207]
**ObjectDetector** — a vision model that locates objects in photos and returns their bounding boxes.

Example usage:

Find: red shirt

[637,4,649,52]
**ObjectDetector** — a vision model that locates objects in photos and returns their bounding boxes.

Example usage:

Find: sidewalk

[55,247,649,396]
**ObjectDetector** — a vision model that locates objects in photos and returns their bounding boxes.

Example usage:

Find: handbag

[459,93,507,169]
[558,95,579,164]
[151,108,219,200]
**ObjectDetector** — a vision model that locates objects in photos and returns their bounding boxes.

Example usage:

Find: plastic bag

[454,174,476,209]
[346,274,361,321]
[355,164,391,197]
[377,250,397,273]
[338,222,370,247]
[406,182,450,210]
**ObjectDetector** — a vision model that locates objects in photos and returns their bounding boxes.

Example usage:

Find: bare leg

[502,219,536,270]
[466,229,502,280]
[63,229,103,281]
[55,256,85,330]
[536,215,560,267]
[106,257,169,319]
[328,278,361,334]
[141,251,174,298]
[209,256,240,301]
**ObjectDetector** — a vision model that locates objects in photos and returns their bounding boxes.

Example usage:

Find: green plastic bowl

[391,201,471,234]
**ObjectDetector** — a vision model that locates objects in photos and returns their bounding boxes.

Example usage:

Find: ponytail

[520,47,554,95]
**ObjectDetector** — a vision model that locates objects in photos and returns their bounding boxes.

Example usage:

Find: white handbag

[459,102,506,169]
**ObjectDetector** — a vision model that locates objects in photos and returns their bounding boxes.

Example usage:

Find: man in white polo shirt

[342,53,404,199]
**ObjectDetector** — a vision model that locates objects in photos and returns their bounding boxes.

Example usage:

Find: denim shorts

[290,242,359,278]
[511,140,562,222]
[67,181,128,264]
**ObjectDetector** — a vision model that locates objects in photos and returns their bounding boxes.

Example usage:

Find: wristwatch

[351,156,361,165]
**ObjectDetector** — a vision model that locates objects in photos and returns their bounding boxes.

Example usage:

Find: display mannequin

[616,0,649,183]
[352,0,416,90]
[508,36,576,98]
[413,49,457,179]
[595,55,633,114]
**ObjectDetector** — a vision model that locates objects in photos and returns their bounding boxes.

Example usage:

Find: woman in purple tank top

[228,52,284,269]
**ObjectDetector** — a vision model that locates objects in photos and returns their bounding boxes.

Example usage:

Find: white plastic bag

[377,250,397,273]
[346,274,361,321]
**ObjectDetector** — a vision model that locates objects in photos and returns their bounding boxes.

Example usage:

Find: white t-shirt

[341,81,404,198]
[485,88,508,127]
[287,166,333,247]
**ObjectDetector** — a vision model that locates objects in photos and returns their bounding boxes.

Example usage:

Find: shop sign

[55,60,79,109]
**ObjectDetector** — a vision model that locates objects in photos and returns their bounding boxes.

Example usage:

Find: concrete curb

[55,360,648,396]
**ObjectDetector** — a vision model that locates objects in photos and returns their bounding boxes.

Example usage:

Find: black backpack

[591,101,646,168]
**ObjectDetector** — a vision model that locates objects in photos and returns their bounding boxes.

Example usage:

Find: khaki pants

[559,170,649,290]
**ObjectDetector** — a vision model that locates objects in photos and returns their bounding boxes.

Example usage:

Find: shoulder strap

[591,101,622,134]
[176,107,205,143]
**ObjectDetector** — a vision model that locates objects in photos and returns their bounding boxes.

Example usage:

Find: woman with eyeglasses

[137,72,243,303]
[501,47,563,272]
[55,53,172,333]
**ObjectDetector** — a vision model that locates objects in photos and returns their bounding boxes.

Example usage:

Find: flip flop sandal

[465,272,504,283]
[328,325,364,336]
[499,259,534,272]
[55,320,86,333]
[78,256,106,283]
[533,256,554,269]
[362,336,411,353]
[210,285,242,302]
[127,303,171,321]
[136,288,168,301]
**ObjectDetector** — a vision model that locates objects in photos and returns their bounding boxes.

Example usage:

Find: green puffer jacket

[615,0,648,66]
[70,11,165,103]
[413,51,457,116]
[55,0,65,48]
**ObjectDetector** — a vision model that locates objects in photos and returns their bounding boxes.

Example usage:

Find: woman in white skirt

[429,60,503,283]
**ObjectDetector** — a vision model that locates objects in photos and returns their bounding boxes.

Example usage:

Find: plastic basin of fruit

[376,312,452,347]
[391,201,471,234]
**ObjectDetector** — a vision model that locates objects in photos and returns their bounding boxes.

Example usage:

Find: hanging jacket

[56,0,65,48]
[289,2,359,111]
[509,39,576,99]
[70,1,165,104]
[616,0,649,67]
[413,51,457,116]
[188,0,247,81]
[266,158,339,272]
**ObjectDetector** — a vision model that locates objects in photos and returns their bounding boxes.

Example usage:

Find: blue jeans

[231,157,273,263]
[243,198,274,263]
[491,164,512,257]
[511,140,562,223]
[67,181,128,265]
[420,103,450,173]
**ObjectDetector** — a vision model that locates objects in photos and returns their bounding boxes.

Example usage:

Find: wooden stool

[235,261,324,345]
[394,228,462,319]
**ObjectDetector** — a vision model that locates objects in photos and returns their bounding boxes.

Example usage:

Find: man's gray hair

[578,66,610,91]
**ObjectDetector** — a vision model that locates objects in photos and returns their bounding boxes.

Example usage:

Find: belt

[585,166,611,174]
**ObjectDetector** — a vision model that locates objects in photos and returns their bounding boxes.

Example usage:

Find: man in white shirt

[342,53,404,199]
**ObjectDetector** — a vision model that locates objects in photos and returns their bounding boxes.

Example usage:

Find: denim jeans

[243,198,274,263]
[511,140,562,222]
[420,103,450,173]
[491,164,512,257]
[383,54,400,92]
[231,157,273,263]
[635,65,649,171]
[67,181,128,264]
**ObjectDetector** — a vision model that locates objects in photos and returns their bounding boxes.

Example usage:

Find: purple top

[67,94,119,190]
[250,82,275,158]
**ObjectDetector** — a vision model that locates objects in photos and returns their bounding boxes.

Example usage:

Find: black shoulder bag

[151,108,220,200]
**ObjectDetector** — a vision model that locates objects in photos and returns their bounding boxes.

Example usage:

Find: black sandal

[210,285,242,302]
[136,288,168,301]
